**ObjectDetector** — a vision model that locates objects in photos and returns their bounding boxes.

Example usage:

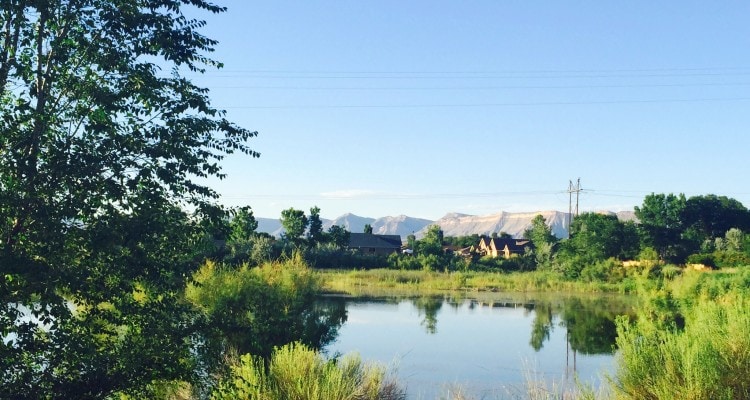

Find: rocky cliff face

[416,210,571,239]
[257,210,635,239]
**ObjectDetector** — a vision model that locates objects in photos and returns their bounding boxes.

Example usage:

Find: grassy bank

[318,268,635,296]
[317,267,750,400]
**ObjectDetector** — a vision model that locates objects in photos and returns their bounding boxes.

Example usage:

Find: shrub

[186,255,345,359]
[686,253,716,268]
[212,342,405,400]
[579,258,625,283]
[614,294,750,400]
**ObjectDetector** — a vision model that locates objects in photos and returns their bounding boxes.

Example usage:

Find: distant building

[347,233,403,255]
[476,237,533,259]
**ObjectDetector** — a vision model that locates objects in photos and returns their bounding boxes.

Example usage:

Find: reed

[211,342,405,400]
[613,291,750,400]
[318,269,630,295]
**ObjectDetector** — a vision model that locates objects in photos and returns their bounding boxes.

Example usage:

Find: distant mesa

[257,210,635,240]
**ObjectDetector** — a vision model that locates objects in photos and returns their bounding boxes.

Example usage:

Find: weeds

[212,342,405,400]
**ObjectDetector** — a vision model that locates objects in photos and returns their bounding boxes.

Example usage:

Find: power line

[217,96,750,110]
[183,65,750,75]
[191,71,750,80]
[205,82,750,90]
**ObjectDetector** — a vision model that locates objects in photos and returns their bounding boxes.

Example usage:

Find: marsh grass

[434,365,606,400]
[212,342,405,400]
[319,269,631,296]
[614,291,750,400]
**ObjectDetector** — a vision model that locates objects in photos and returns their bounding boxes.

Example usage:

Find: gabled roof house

[477,237,532,259]
[348,233,403,255]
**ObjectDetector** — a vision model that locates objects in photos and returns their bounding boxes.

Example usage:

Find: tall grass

[613,285,750,399]
[211,342,405,400]
[319,269,632,295]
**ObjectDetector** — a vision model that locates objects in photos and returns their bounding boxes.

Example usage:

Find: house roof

[489,238,532,253]
[348,233,403,249]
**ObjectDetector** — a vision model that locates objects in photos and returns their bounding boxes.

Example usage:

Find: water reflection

[562,298,619,355]
[413,297,442,334]
[336,293,634,355]
[326,293,635,399]
[529,302,553,351]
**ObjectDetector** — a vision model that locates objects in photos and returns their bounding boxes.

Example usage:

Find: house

[347,233,403,255]
[476,237,533,259]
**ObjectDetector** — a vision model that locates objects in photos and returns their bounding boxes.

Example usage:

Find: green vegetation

[212,342,405,400]
[613,270,750,400]
[319,269,634,295]
[2,1,750,398]
[186,254,346,359]
[0,1,259,397]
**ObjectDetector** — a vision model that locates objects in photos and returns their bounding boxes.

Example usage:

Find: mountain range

[256,210,636,240]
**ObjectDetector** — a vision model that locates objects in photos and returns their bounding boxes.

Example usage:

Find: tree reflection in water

[528,296,631,354]
[327,294,632,355]
[414,294,630,353]
[413,296,443,334]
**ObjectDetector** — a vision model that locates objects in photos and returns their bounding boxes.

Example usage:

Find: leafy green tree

[724,228,745,253]
[634,193,688,262]
[280,208,308,243]
[307,206,324,245]
[523,214,558,269]
[326,225,350,248]
[364,223,373,234]
[681,194,750,251]
[0,1,257,397]
[419,225,444,257]
[229,206,258,242]
[524,214,557,245]
[560,212,640,265]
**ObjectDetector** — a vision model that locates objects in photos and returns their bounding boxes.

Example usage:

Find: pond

[321,292,636,400]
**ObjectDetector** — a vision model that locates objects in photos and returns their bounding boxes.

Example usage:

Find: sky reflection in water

[323,294,633,400]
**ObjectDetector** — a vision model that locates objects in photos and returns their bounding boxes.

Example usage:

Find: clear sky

[185,1,750,221]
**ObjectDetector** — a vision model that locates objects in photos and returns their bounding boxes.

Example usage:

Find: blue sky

[187,1,750,220]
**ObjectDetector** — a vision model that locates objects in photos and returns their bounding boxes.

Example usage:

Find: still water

[322,293,635,399]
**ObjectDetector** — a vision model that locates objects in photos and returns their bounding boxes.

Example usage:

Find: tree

[634,193,687,262]
[280,208,308,242]
[229,206,258,242]
[307,206,324,245]
[523,214,557,246]
[326,225,350,248]
[0,1,257,397]
[419,225,444,257]
[681,194,750,250]
[559,212,640,265]
[524,214,558,270]
[364,223,373,234]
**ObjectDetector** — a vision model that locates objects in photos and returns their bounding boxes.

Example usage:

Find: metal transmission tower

[567,178,582,236]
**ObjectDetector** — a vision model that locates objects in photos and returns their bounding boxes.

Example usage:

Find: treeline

[213,193,750,282]
[395,193,750,279]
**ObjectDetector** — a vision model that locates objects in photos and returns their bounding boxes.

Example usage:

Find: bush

[186,255,346,358]
[615,294,750,400]
[579,258,626,283]
[686,253,716,268]
[304,244,389,269]
[713,251,750,268]
[212,342,405,400]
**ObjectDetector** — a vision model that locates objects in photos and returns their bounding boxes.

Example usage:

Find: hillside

[416,210,571,239]
[256,210,636,239]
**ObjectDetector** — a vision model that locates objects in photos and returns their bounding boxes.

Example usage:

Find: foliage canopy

[1,1,257,397]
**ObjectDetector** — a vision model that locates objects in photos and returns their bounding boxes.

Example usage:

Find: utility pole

[567,178,581,236]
